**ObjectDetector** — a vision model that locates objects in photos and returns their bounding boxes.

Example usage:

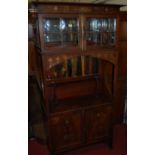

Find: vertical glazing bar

[60,18,63,46]
[80,15,86,51]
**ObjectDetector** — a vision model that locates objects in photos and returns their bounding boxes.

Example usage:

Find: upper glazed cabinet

[39,15,118,51]
[31,3,121,53]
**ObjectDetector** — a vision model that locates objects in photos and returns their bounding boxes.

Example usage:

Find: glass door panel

[86,18,116,47]
[43,17,79,47]
[43,18,60,33]
[63,33,78,45]
[44,33,61,44]
[88,19,102,32]
[60,18,78,32]
[87,32,101,45]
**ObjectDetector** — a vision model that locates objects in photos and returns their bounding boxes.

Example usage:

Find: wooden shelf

[46,74,99,86]
[49,93,113,113]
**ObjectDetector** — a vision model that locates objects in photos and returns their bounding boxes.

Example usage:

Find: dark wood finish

[28,13,36,76]
[114,11,127,123]
[85,104,113,144]
[30,2,122,14]
[49,110,82,152]
[29,2,124,155]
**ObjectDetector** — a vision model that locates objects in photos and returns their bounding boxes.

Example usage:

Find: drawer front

[85,105,113,143]
[49,110,82,151]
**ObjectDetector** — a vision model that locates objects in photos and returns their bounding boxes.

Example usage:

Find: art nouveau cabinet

[29,2,121,154]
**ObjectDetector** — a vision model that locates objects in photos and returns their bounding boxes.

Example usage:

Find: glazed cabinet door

[49,110,82,152]
[84,17,117,50]
[85,104,113,144]
[39,14,80,51]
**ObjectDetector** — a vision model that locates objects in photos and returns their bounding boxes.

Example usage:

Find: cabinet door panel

[49,110,82,151]
[42,16,79,48]
[86,18,116,47]
[85,105,112,143]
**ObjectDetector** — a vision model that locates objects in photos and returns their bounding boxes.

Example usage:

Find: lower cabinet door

[85,104,113,143]
[49,110,82,151]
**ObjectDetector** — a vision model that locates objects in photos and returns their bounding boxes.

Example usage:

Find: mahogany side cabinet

[29,2,122,154]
